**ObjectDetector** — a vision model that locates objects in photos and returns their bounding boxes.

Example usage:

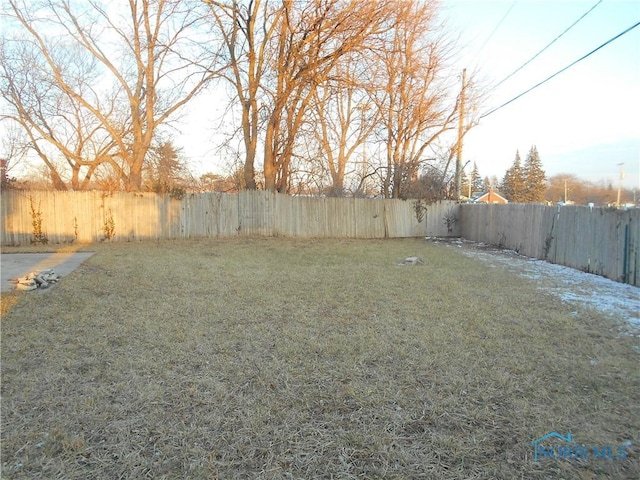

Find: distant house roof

[473,189,508,204]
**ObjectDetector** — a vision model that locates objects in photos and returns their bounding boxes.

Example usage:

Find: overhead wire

[480,20,640,120]
[476,0,518,55]
[490,0,603,93]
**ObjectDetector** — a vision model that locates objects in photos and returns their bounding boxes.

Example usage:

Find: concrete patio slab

[1,252,95,293]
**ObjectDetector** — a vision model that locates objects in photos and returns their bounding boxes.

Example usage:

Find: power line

[491,0,602,92]
[477,0,518,55]
[480,20,640,120]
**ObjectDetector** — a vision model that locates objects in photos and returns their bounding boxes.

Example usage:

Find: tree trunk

[244,157,256,190]
[49,168,67,190]
[330,173,344,197]
[264,127,276,192]
[241,96,258,189]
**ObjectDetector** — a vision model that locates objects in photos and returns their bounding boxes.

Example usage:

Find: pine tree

[471,162,483,193]
[501,151,526,202]
[145,140,188,194]
[460,168,470,199]
[523,145,546,203]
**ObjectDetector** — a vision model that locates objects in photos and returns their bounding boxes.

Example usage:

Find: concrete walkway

[1,253,95,293]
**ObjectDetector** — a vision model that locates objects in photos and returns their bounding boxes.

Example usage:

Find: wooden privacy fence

[0,190,459,245]
[3,191,637,286]
[460,203,640,287]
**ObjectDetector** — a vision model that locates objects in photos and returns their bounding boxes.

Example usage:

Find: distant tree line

[495,146,633,206]
[544,174,633,206]
[401,146,548,203]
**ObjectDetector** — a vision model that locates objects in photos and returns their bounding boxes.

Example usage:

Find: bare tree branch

[2,0,223,190]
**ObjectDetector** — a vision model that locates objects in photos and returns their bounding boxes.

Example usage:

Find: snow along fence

[0,190,460,244]
[460,203,640,287]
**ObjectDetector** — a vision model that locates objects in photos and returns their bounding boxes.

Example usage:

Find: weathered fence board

[460,203,640,287]
[0,191,458,245]
[2,191,637,285]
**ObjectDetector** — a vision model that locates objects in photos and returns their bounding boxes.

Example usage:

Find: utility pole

[455,68,466,201]
[616,162,624,207]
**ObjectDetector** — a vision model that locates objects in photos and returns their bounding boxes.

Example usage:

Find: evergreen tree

[145,140,189,194]
[460,169,471,199]
[523,145,546,203]
[501,151,526,202]
[471,162,483,193]
[483,176,491,192]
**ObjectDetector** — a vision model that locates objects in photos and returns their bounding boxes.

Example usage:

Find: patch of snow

[430,238,640,335]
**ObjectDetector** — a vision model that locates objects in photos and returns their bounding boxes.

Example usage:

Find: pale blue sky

[440,0,640,189]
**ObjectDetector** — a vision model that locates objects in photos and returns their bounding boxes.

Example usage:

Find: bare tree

[310,59,379,196]
[2,0,222,191]
[0,122,29,188]
[364,1,484,200]
[262,0,397,193]
[0,36,99,189]
[205,0,396,193]
[402,146,458,202]
[201,0,479,196]
[372,2,454,198]
[203,0,281,190]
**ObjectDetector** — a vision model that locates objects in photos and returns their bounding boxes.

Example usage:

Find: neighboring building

[472,189,508,204]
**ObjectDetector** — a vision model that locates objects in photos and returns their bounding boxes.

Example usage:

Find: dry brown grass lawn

[1,238,638,479]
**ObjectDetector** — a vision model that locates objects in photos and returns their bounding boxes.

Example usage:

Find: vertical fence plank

[460,203,639,286]
[3,191,636,286]
[1,191,459,242]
